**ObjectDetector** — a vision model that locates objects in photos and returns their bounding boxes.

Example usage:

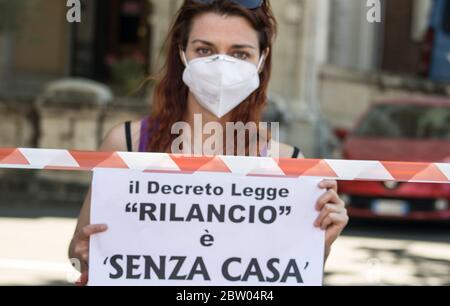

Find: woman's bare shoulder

[270,140,304,159]
[99,120,142,152]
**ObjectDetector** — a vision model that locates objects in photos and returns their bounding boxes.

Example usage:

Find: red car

[338,96,450,221]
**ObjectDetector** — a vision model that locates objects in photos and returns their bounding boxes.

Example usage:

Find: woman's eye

[196,48,212,56]
[232,52,249,60]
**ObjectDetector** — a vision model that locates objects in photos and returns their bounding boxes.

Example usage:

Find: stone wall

[14,0,70,76]
[0,94,148,205]
[0,95,36,148]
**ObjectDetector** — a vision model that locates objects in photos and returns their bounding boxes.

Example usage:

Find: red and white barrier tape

[0,148,449,183]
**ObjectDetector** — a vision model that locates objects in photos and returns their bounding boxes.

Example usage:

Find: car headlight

[435,199,449,211]
[340,194,350,206]
[383,181,400,190]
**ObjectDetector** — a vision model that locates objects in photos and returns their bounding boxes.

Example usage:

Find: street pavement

[0,209,449,286]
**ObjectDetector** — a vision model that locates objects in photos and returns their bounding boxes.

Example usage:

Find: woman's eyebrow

[232,44,256,50]
[191,39,215,47]
[191,39,256,50]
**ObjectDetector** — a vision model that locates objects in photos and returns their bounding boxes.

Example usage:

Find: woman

[69,0,348,284]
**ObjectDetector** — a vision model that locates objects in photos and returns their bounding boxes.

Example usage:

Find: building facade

[0,0,327,156]
[1,0,448,159]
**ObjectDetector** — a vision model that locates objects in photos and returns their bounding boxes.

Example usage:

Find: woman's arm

[68,122,132,283]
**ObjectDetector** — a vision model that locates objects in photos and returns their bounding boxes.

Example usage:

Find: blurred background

[0,0,449,286]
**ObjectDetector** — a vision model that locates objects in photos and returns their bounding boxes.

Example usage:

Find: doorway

[70,0,152,87]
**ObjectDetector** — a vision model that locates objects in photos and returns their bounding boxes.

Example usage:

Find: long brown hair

[147,0,277,154]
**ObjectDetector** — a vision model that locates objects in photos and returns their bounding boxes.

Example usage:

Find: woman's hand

[314,180,349,259]
[70,224,108,286]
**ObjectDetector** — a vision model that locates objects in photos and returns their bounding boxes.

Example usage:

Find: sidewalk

[0,214,449,286]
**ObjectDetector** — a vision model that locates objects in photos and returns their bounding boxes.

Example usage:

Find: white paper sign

[89,169,325,286]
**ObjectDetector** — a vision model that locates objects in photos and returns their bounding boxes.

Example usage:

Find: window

[355,104,450,140]
[119,0,142,44]
[444,0,450,34]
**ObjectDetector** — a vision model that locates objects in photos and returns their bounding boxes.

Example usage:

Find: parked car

[338,96,450,221]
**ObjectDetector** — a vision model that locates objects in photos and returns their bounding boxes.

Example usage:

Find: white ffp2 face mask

[182,52,264,118]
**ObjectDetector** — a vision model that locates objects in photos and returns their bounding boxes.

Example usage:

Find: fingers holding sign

[76,271,89,287]
[315,180,349,259]
[70,224,108,278]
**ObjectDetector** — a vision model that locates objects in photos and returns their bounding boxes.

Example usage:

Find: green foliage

[107,53,149,96]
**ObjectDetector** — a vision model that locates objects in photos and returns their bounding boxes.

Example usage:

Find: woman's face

[184,12,262,66]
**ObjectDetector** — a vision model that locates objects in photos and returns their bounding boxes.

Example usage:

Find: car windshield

[355,104,450,140]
